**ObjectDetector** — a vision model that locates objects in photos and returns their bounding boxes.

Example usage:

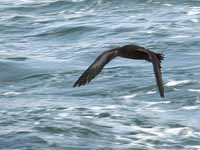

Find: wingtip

[156,53,164,61]
[73,82,82,87]
[161,54,165,60]
[73,80,80,87]
[160,92,165,98]
[73,80,88,88]
[73,83,77,88]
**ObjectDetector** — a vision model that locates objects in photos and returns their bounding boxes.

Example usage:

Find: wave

[0,131,48,149]
[165,80,194,87]
[35,125,100,137]
[28,25,100,38]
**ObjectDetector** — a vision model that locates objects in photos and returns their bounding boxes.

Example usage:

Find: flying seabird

[73,44,165,98]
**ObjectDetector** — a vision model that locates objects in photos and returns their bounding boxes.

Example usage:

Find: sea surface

[0,0,200,150]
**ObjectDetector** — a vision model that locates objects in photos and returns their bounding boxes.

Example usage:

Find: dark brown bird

[73,44,165,98]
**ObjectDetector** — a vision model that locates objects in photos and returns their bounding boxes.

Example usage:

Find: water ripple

[1,0,200,149]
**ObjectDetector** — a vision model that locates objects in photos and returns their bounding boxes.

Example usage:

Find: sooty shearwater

[74,44,165,98]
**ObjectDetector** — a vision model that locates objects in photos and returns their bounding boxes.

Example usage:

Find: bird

[73,44,165,98]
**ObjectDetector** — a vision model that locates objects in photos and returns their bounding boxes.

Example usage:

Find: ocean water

[0,0,200,149]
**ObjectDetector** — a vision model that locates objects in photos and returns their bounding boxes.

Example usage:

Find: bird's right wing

[150,53,165,98]
[73,49,118,87]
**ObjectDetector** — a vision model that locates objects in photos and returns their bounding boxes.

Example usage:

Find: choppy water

[0,0,200,149]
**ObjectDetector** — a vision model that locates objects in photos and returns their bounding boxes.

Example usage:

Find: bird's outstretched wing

[149,52,164,97]
[73,49,118,87]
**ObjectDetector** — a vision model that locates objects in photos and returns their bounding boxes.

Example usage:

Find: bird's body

[74,44,165,98]
[118,45,151,60]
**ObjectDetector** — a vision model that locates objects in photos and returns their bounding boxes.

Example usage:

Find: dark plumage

[73,44,165,98]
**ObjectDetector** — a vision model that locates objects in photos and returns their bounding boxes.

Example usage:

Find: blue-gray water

[0,0,200,149]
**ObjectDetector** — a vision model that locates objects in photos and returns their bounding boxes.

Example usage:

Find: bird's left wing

[73,49,118,87]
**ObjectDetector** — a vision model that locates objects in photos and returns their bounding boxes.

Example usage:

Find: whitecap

[191,18,199,23]
[136,100,171,112]
[58,113,68,118]
[164,127,184,135]
[147,101,171,106]
[171,35,190,39]
[66,107,75,110]
[91,105,117,110]
[131,126,165,138]
[163,3,172,7]
[146,91,156,95]
[90,107,102,110]
[166,80,191,87]
[131,126,197,139]
[145,107,166,112]
[115,135,132,144]
[120,93,138,100]
[181,105,199,110]
[1,91,21,97]
[187,7,200,16]
[163,127,199,138]
[105,105,118,109]
[188,89,200,93]
[146,30,153,34]
[84,116,94,119]
[186,146,200,150]
[34,121,40,125]
[20,0,33,2]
